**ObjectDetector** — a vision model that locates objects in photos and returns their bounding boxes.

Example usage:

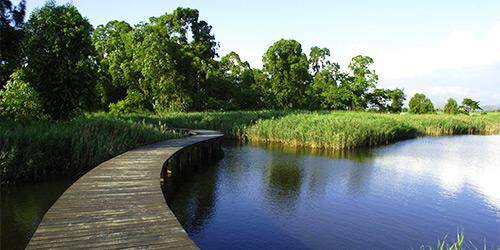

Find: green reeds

[419,232,489,250]
[245,111,500,150]
[0,116,182,183]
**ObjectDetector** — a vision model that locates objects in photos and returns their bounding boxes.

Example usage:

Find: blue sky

[21,0,500,106]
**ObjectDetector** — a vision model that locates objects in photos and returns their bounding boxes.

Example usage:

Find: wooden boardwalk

[27,130,223,249]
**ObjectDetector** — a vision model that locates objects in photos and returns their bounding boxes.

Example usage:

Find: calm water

[166,136,500,249]
[0,179,75,249]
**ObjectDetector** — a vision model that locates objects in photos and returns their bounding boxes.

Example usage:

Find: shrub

[409,93,435,114]
[0,70,47,123]
[443,98,459,114]
[109,89,147,114]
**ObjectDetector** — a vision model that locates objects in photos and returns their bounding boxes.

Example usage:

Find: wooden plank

[27,130,223,249]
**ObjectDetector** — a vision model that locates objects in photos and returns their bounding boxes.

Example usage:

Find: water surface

[1,179,74,249]
[166,135,500,249]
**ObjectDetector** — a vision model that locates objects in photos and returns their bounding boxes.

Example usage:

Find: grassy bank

[108,110,289,138]
[0,116,182,184]
[2,110,499,183]
[113,110,499,150]
[245,112,500,150]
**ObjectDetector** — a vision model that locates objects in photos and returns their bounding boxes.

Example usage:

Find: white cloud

[364,21,500,80]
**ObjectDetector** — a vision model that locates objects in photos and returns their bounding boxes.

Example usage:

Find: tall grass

[2,110,499,183]
[245,111,500,150]
[107,110,289,138]
[0,116,181,183]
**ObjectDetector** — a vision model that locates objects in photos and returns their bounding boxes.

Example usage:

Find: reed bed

[0,116,181,183]
[109,110,289,138]
[245,111,500,150]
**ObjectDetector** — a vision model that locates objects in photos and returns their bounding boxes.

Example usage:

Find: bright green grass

[245,111,500,150]
[103,110,289,138]
[0,116,182,183]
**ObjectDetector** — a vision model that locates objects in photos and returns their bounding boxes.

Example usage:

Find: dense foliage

[443,98,459,114]
[1,2,423,121]
[0,69,46,122]
[409,93,435,114]
[23,2,97,119]
[0,0,26,88]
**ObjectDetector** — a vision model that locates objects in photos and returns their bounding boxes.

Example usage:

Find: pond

[165,135,500,249]
[1,135,499,249]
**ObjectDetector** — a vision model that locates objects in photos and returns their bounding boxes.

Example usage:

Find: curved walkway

[27,130,223,249]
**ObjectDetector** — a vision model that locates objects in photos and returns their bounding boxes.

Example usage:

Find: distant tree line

[0,1,482,121]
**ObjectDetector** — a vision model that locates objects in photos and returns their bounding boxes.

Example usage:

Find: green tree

[347,55,378,110]
[365,88,405,112]
[311,62,340,109]
[132,7,218,112]
[217,51,259,109]
[263,39,311,109]
[0,0,26,87]
[251,68,274,108]
[309,46,331,75]
[0,69,46,122]
[92,20,135,107]
[23,2,97,119]
[388,88,405,113]
[366,88,390,111]
[461,98,481,113]
[409,93,434,114]
[443,98,459,114]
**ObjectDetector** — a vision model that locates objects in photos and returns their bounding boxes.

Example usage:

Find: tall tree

[311,61,341,109]
[217,51,259,109]
[92,20,135,107]
[24,2,97,119]
[263,39,311,109]
[0,0,26,87]
[347,55,378,110]
[388,88,405,113]
[133,7,218,112]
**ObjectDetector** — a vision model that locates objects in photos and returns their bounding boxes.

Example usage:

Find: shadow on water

[248,140,374,162]
[162,159,220,235]
[1,178,75,250]
[264,159,303,214]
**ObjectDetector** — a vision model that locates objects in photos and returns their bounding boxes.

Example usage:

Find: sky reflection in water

[165,135,500,249]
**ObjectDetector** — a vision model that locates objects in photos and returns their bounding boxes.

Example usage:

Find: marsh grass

[107,110,289,138]
[2,110,499,182]
[245,111,500,150]
[0,116,182,183]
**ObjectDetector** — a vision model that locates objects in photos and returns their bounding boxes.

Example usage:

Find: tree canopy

[444,98,459,114]
[0,0,26,87]
[23,2,97,119]
[263,39,311,109]
[1,2,473,121]
[409,93,434,114]
[461,98,481,113]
